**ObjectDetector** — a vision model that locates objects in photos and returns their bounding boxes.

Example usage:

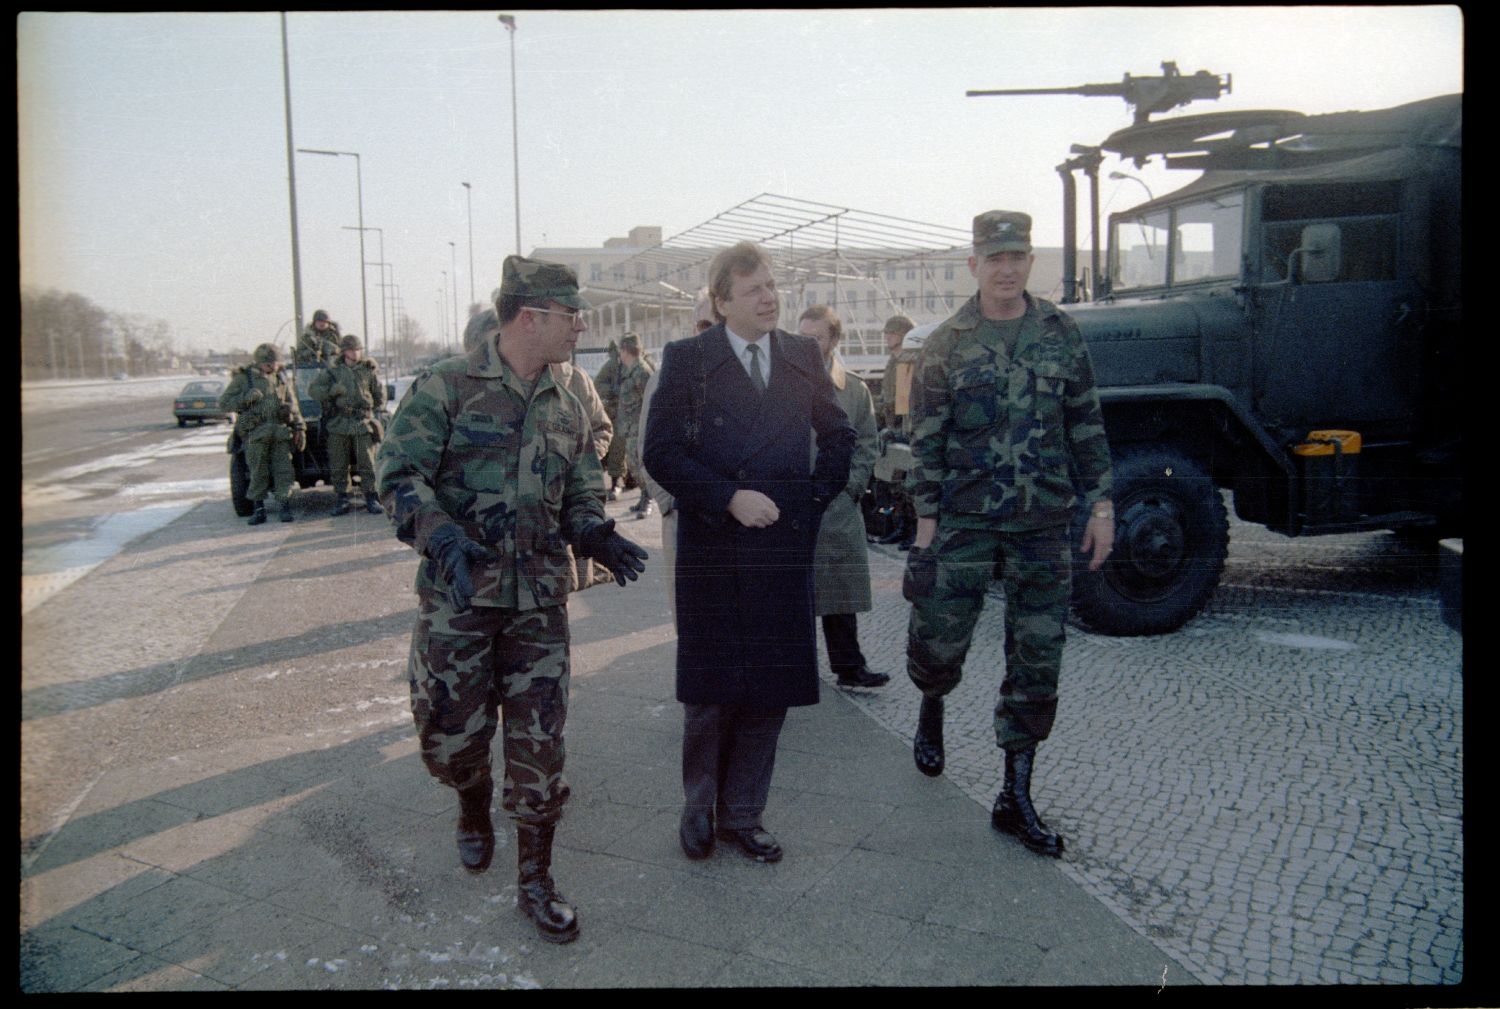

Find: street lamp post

[462,181,475,307]
[1108,170,1155,204]
[298,147,369,350]
[440,273,449,354]
[449,241,461,342]
[342,224,388,376]
[498,14,521,254]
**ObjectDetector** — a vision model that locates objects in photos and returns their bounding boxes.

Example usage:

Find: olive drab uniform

[295,322,341,365]
[905,292,1112,750]
[617,356,654,483]
[594,345,626,490]
[220,364,306,505]
[376,336,608,824]
[310,357,386,494]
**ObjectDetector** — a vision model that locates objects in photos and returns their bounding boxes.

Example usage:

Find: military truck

[227,364,348,516]
[968,72,1461,635]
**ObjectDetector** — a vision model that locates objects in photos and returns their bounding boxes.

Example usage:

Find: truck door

[1250,182,1422,439]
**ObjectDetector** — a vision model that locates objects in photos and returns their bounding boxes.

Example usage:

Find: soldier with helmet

[219,343,307,525]
[310,333,386,516]
[377,255,648,944]
[616,331,656,518]
[904,210,1114,858]
[295,309,341,365]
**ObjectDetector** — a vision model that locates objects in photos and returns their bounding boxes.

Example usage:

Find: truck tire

[230,449,255,517]
[1071,446,1228,636]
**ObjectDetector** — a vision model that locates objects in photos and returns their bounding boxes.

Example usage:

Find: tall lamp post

[1108,170,1155,204]
[498,14,521,254]
[440,273,450,354]
[298,147,369,347]
[342,224,388,375]
[461,181,475,308]
[449,241,461,340]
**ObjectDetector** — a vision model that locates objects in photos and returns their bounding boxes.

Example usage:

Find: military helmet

[253,343,282,364]
[620,332,642,353]
[339,333,363,351]
[312,309,330,323]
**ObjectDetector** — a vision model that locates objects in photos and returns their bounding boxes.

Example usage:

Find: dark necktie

[747,342,766,394]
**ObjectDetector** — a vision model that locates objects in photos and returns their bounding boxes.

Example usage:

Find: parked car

[173,379,229,427]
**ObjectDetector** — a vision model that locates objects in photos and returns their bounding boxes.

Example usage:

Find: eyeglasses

[525,306,586,327]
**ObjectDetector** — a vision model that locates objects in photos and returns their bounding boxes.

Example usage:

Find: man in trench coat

[643,241,855,863]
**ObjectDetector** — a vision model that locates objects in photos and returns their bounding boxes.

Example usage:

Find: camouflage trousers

[602,432,627,485]
[327,430,376,495]
[906,523,1072,751]
[245,432,295,504]
[407,591,572,825]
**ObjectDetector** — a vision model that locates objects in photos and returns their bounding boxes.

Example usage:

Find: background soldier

[616,332,655,518]
[295,309,341,365]
[874,314,919,547]
[219,343,306,525]
[377,255,646,944]
[879,313,915,430]
[904,211,1114,858]
[310,333,385,516]
[798,305,888,689]
[594,340,627,500]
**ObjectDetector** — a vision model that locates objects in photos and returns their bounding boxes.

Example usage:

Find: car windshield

[182,382,222,395]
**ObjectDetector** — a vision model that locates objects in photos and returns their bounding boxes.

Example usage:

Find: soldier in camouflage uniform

[904,211,1114,858]
[220,343,307,525]
[464,304,617,591]
[310,333,386,516]
[295,309,341,365]
[377,255,647,944]
[616,332,656,518]
[875,314,919,546]
[593,341,627,500]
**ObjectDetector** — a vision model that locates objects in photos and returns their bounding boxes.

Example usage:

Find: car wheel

[1071,445,1228,636]
[230,449,255,517]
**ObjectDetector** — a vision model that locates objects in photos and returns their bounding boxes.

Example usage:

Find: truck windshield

[1110,193,1244,292]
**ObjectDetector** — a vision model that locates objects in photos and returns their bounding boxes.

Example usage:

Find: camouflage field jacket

[220,366,305,444]
[376,339,608,611]
[310,358,386,437]
[907,293,1112,530]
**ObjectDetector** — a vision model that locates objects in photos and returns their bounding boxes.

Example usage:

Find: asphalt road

[21,389,1466,989]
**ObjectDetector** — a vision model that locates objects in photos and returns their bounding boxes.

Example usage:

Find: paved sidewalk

[20,497,1182,990]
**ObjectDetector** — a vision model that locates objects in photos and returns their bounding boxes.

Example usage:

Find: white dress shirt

[725,327,772,386]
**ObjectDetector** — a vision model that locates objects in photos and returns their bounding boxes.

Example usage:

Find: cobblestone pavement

[834,511,1462,985]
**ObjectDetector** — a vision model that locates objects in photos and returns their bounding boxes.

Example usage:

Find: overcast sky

[18,7,1463,355]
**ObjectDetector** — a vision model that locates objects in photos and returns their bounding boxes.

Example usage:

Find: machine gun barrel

[965,83,1126,99]
[967,64,1230,125]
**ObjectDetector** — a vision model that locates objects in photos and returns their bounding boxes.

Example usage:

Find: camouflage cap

[313,309,330,323]
[619,332,642,352]
[500,255,591,311]
[883,314,916,336]
[253,343,282,364]
[339,333,362,351]
[973,210,1032,255]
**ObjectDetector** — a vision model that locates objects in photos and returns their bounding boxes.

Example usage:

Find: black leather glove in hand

[427,524,491,612]
[578,519,649,586]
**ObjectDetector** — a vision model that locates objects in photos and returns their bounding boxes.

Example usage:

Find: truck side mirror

[1290,223,1342,284]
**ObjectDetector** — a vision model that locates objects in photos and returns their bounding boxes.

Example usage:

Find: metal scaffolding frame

[581,193,973,355]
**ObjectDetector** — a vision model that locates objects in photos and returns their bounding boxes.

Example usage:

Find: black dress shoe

[715,826,783,863]
[835,666,891,689]
[679,810,714,860]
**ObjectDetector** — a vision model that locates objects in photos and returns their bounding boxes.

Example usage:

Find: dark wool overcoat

[643,326,855,708]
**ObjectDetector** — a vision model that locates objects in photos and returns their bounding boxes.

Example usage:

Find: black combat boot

[279,501,295,522]
[631,490,654,518]
[913,695,944,777]
[364,492,382,514]
[515,822,579,943]
[455,775,495,874]
[991,745,1065,857]
[331,493,351,516]
[248,503,268,526]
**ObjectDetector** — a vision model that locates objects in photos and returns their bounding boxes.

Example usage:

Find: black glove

[577,518,648,586]
[427,524,491,612]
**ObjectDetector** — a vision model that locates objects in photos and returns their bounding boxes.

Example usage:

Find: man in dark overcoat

[643,241,855,863]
